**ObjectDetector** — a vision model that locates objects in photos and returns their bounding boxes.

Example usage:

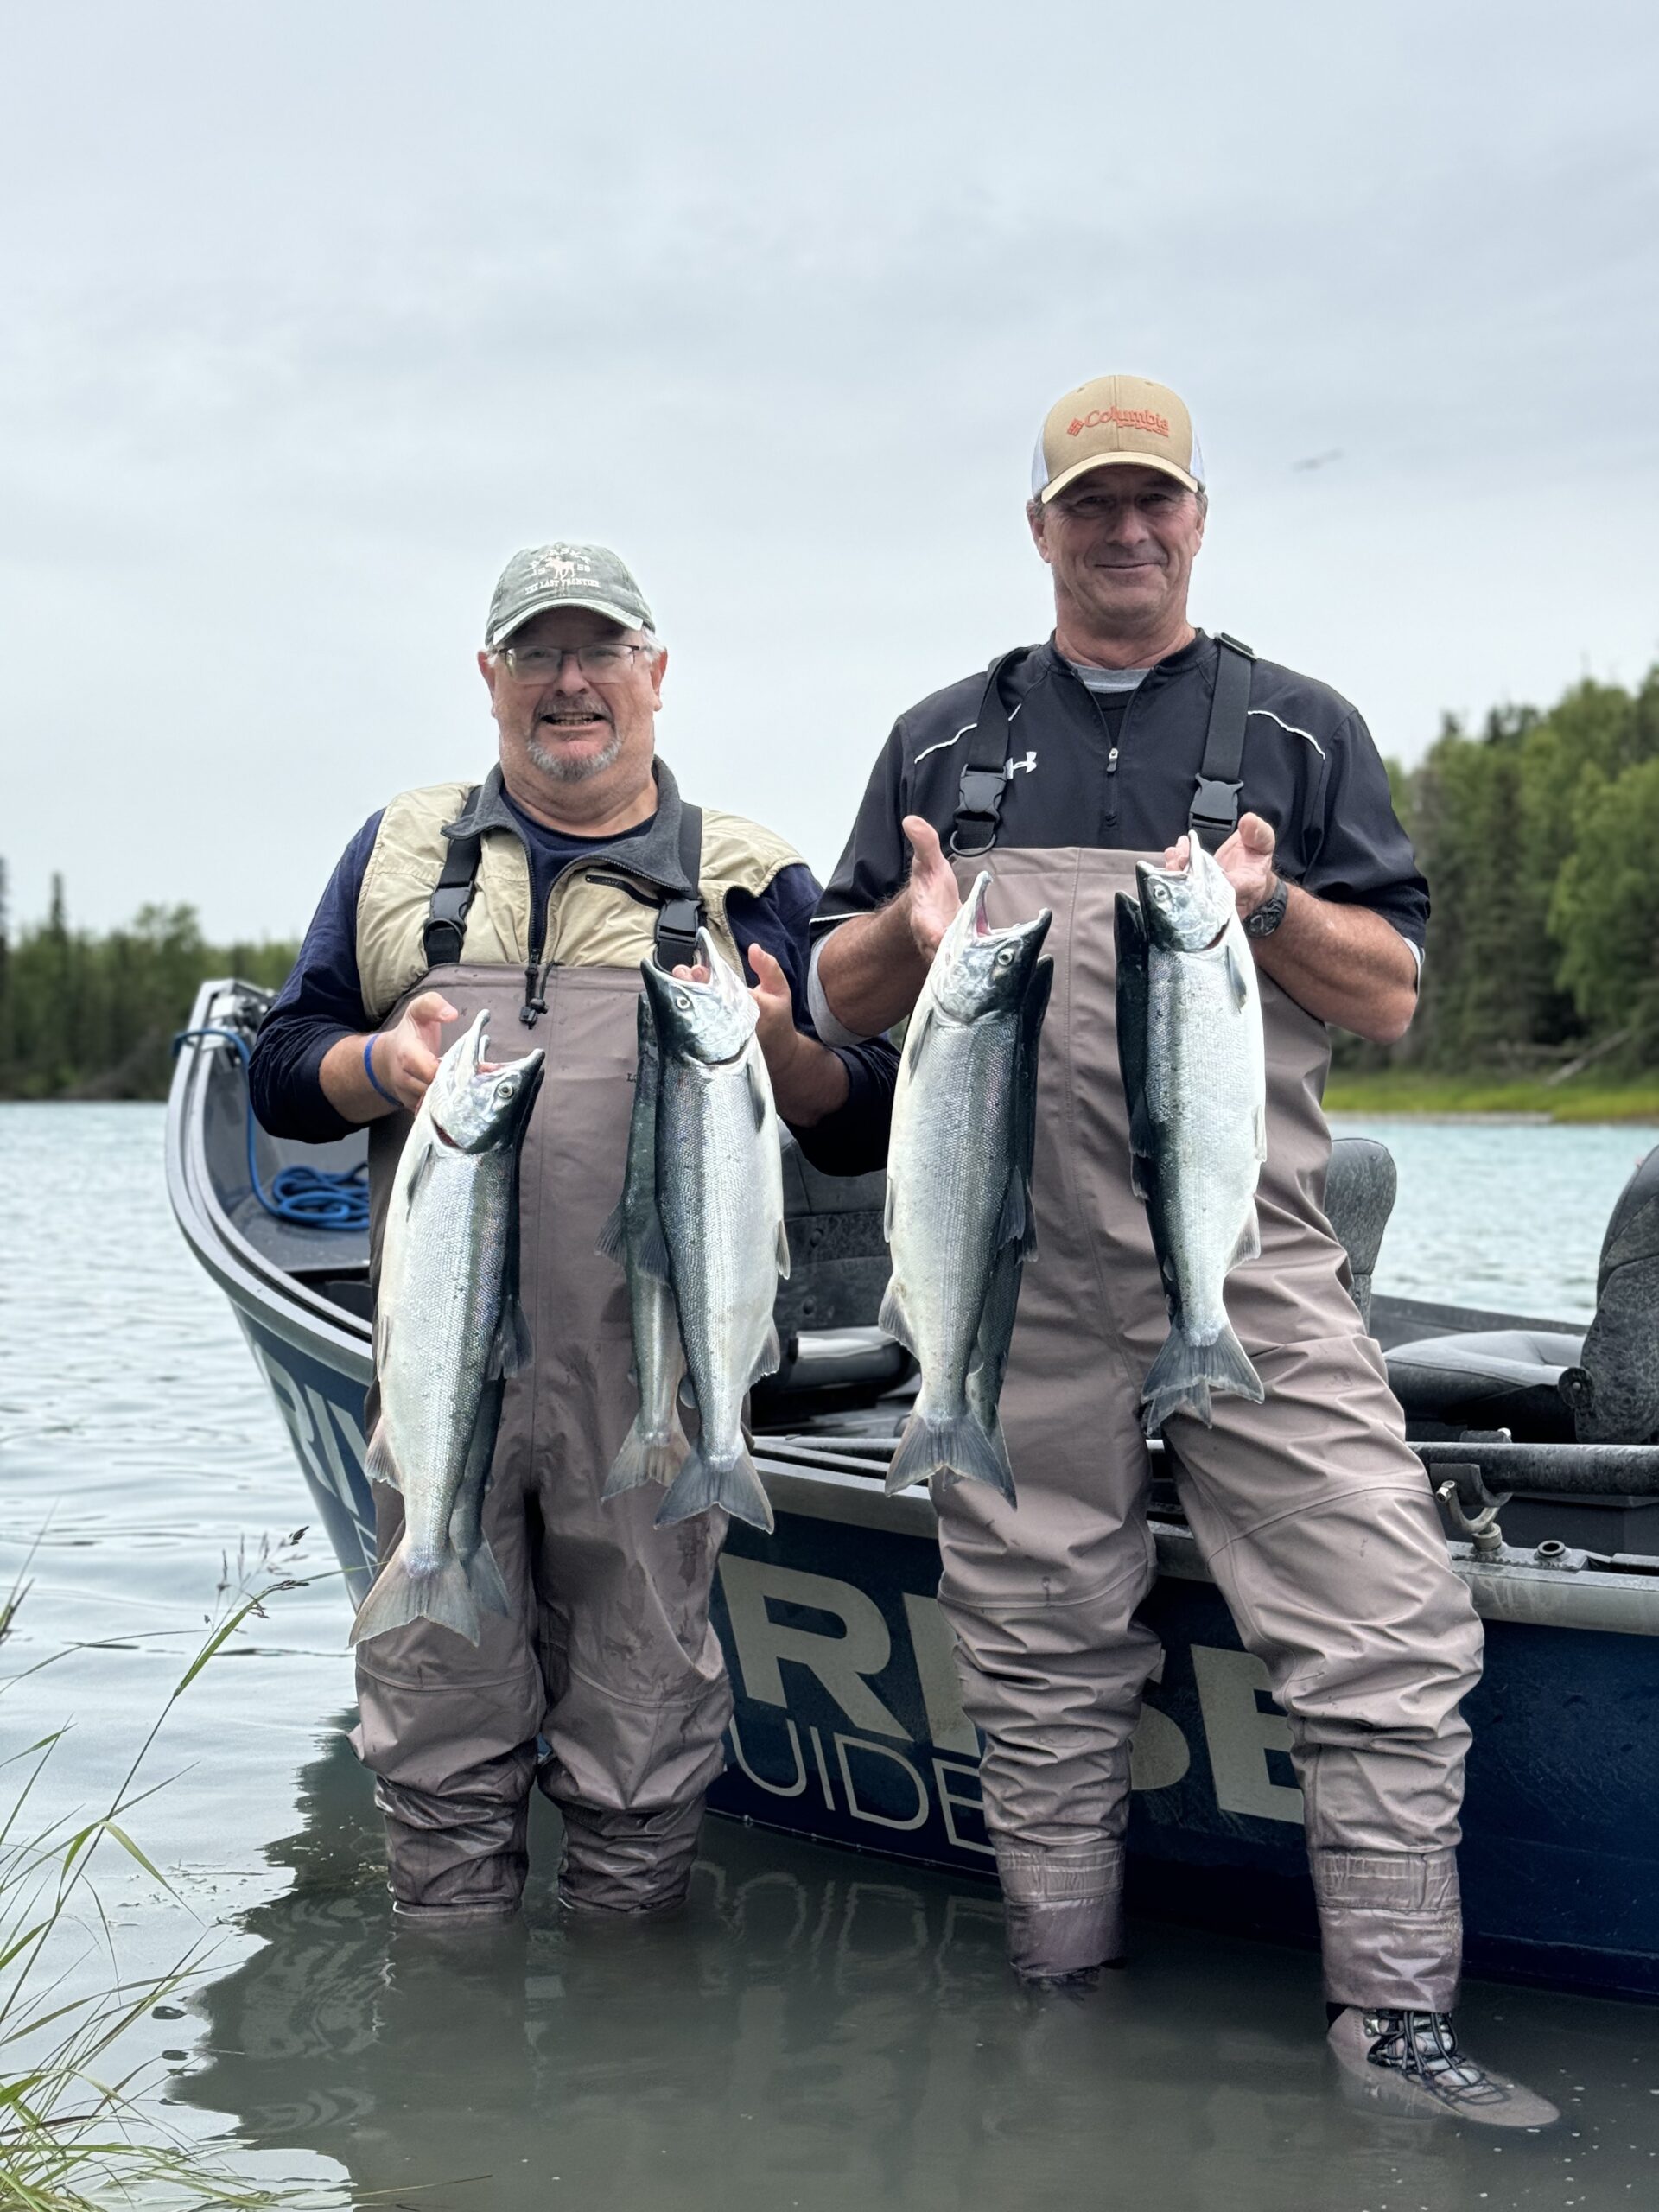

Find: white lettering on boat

[1192,1646,1305,1822]
[719,1556,908,1740]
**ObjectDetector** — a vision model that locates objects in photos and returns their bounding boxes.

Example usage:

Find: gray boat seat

[1324,1135,1397,1329]
[1386,1329,1583,1443]
[1386,1140,1659,1446]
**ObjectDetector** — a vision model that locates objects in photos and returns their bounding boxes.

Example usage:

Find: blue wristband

[363,1034,400,1108]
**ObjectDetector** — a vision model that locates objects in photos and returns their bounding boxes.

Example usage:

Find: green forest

[2,659,1657,1109]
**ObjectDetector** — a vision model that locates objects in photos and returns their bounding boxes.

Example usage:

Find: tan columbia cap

[1031,373,1205,502]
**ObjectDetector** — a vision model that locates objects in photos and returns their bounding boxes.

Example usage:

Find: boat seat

[1386,1328,1584,1443]
[1324,1135,1397,1329]
[1384,1140,1659,1446]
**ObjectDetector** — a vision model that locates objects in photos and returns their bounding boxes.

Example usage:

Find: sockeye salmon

[597,989,690,1496]
[880,873,1052,1499]
[1116,831,1267,1433]
[349,1012,543,1648]
[645,932,791,1535]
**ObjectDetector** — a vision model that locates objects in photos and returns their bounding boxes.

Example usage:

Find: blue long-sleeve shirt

[250,792,895,1176]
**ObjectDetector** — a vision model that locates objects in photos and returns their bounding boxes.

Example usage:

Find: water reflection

[175,1722,1656,2212]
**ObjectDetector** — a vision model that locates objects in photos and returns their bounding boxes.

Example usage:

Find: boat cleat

[1328,2005,1560,2129]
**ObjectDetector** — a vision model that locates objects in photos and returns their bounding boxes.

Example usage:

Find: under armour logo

[1004,751,1038,779]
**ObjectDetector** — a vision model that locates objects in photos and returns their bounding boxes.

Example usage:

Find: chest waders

[933,650,1483,2008]
[347,815,732,1922]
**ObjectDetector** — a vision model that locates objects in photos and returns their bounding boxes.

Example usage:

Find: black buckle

[1190,776,1243,838]
[654,893,702,972]
[957,766,1006,817]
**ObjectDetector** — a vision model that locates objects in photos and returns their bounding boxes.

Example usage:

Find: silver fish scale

[890,1008,1021,1410]
[380,1135,513,1566]
[657,1041,782,1463]
[1147,931,1263,1339]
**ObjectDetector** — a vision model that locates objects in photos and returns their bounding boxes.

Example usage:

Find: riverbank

[1325,1071,1659,1123]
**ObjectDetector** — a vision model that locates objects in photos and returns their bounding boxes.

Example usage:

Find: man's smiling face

[1028,461,1205,650]
[480,605,665,823]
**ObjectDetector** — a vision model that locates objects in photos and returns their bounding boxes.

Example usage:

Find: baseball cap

[1031,374,1205,502]
[484,543,655,648]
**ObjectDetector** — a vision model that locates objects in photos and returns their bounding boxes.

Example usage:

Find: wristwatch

[1244,874,1290,938]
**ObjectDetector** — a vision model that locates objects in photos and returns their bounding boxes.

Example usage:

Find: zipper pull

[520,960,548,1027]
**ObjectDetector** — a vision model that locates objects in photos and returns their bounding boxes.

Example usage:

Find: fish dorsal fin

[490,1296,534,1379]
[883,1171,897,1243]
[996,1168,1028,1255]
[596,1194,627,1264]
[744,1054,771,1132]
[1224,934,1251,1011]
[638,1206,672,1284]
[751,1322,783,1386]
[878,1277,916,1354]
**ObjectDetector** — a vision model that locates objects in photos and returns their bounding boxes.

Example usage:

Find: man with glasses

[252,543,893,1927]
[809,378,1554,2126]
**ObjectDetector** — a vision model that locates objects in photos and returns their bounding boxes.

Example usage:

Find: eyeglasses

[497,643,652,683]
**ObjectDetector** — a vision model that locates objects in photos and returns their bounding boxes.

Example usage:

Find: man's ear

[477,648,499,708]
[1026,498,1053,566]
[649,645,668,709]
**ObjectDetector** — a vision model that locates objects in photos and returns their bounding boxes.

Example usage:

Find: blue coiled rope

[173,1025,371,1233]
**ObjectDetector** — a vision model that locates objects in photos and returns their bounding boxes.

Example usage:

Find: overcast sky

[3,1,1655,938]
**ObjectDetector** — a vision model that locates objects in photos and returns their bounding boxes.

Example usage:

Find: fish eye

[494,1078,518,1102]
[675,992,693,1012]
[995,944,1016,966]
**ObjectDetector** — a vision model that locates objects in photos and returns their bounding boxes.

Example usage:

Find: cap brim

[1040,451,1199,501]
[486,594,645,648]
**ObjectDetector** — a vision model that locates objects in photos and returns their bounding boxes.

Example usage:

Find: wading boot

[1327,2005,1559,2127]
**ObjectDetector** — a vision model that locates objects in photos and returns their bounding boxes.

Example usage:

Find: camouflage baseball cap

[484,543,654,648]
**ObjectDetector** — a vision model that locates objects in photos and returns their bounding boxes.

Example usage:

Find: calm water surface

[3,1103,1656,2210]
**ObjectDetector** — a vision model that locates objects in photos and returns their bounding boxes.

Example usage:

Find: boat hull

[232,1290,1659,2002]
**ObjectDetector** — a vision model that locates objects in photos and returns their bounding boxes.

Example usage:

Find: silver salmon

[1116,832,1266,1434]
[645,932,790,1535]
[881,874,1052,1499]
[597,989,690,1495]
[349,1013,543,1648]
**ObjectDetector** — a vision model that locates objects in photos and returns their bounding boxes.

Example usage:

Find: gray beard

[524,725,625,782]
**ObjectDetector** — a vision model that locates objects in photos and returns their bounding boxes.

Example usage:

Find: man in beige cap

[252,543,894,1927]
[810,378,1555,2126]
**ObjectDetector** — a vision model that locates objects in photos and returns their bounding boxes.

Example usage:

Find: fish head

[931,872,1053,1021]
[427,1011,545,1154]
[1135,832,1236,952]
[640,929,758,1066]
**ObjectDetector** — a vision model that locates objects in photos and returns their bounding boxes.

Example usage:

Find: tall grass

[0,1544,346,2210]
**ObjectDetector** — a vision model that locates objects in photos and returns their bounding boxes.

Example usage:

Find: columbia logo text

[1068,407,1171,439]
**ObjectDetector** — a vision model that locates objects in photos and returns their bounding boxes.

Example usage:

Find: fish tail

[1140,1320,1264,1435]
[348,1541,484,1649]
[886,1407,1016,1503]
[602,1412,691,1498]
[655,1441,774,1535]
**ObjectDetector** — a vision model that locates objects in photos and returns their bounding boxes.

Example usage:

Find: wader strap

[422,786,484,968]
[652,803,705,970]
[950,650,1032,858]
[1187,635,1255,844]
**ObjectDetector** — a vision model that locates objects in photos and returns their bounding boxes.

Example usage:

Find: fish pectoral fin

[774,1217,792,1280]
[364,1418,403,1491]
[905,1000,934,1076]
[404,1138,438,1213]
[491,1296,534,1379]
[1224,935,1252,1011]
[1128,1147,1155,1205]
[878,1277,917,1354]
[744,1055,772,1131]
[883,1173,897,1242]
[596,1194,627,1263]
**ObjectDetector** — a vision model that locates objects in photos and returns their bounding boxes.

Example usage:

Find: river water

[2,1103,1656,2210]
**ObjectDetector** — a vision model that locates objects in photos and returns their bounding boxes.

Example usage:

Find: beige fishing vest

[353,772,803,1023]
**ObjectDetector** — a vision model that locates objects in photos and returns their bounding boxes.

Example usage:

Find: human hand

[372,990,460,1110]
[1161,812,1278,921]
[901,815,962,960]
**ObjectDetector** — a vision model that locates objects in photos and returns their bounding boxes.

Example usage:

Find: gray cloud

[3,0,1656,934]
